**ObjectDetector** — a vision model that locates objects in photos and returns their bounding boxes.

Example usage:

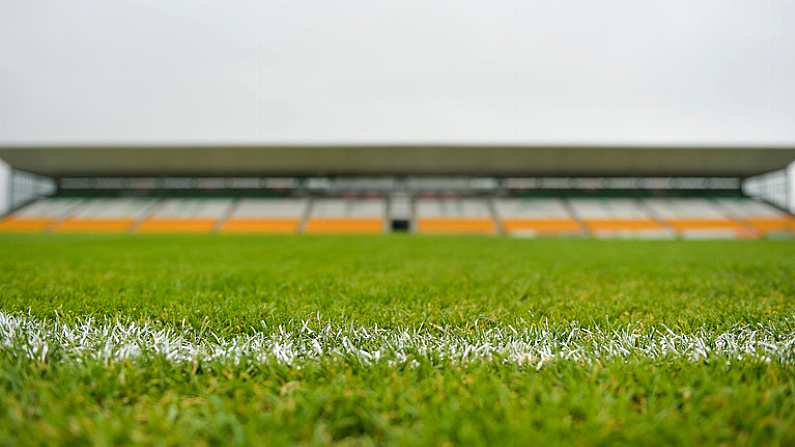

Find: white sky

[1,0,795,145]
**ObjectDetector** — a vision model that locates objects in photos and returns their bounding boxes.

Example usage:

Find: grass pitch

[0,235,794,445]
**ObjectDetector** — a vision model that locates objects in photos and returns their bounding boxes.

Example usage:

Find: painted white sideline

[1,312,794,368]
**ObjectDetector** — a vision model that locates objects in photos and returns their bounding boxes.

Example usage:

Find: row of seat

[0,198,385,234]
[415,197,793,238]
[0,197,792,238]
[496,198,793,238]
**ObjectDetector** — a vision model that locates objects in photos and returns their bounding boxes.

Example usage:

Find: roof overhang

[1,144,794,178]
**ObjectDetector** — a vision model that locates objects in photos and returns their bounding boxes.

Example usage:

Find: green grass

[1,234,794,446]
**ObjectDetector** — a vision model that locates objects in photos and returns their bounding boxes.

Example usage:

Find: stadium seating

[54,198,158,232]
[304,198,385,233]
[569,199,673,238]
[1,195,791,238]
[137,199,233,233]
[415,198,496,234]
[0,198,84,231]
[220,198,307,233]
[494,199,581,236]
[643,198,750,239]
[714,198,794,237]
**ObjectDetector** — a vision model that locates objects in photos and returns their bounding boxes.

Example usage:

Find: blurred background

[1,1,794,234]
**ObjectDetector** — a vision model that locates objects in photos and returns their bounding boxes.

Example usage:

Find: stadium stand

[0,197,83,231]
[0,145,792,238]
[643,198,750,239]
[713,197,794,237]
[569,199,673,239]
[0,194,792,238]
[494,198,581,236]
[220,198,307,233]
[304,198,386,233]
[54,198,158,232]
[137,199,233,233]
[415,198,496,234]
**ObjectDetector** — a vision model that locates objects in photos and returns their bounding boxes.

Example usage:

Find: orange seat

[136,218,217,233]
[416,218,495,234]
[743,218,794,233]
[54,218,134,232]
[220,218,300,233]
[304,218,383,234]
[0,217,52,232]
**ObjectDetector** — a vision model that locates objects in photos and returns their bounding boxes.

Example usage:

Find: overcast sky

[1,1,795,144]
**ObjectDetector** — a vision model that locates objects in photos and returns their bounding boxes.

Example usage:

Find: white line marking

[1,312,794,368]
